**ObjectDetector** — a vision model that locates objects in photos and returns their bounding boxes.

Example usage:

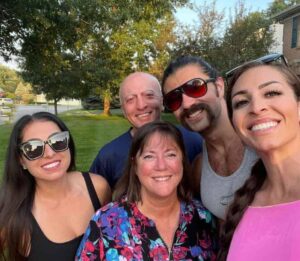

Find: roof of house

[273,4,300,21]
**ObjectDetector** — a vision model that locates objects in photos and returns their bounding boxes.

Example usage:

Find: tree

[267,0,300,17]
[0,65,23,94]
[172,0,224,65]
[220,2,274,73]
[1,0,187,115]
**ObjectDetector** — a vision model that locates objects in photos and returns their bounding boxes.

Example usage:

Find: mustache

[180,103,210,120]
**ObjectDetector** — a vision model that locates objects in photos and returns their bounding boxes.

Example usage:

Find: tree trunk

[102,95,111,116]
[54,99,58,115]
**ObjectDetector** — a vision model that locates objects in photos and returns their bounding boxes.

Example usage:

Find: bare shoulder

[89,173,112,205]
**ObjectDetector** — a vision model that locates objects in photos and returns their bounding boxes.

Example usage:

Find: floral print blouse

[76,197,217,261]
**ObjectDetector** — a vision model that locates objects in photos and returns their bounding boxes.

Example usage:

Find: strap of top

[82,172,101,211]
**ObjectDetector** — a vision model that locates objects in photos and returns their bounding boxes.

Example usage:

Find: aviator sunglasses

[225,53,288,86]
[20,131,70,160]
[163,77,215,112]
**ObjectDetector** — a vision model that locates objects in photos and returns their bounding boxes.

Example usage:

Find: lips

[42,160,60,169]
[136,111,152,118]
[152,175,171,182]
[250,121,279,132]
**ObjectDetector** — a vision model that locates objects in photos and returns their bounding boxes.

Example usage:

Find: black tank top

[27,172,101,261]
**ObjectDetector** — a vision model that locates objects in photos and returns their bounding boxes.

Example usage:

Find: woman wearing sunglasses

[76,121,217,260]
[0,112,111,260]
[218,62,300,260]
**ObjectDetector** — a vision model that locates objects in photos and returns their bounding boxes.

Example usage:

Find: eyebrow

[232,81,280,99]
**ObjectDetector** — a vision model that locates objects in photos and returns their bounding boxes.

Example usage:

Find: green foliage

[266,0,300,17]
[1,0,188,115]
[0,65,23,93]
[173,0,274,74]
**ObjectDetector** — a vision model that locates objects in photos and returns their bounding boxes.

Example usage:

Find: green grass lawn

[0,109,177,177]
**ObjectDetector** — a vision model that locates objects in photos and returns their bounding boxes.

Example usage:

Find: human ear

[215,77,225,97]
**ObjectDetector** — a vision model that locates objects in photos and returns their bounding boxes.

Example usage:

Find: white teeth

[137,112,150,118]
[153,176,170,182]
[251,121,278,131]
[43,161,59,169]
[189,110,202,118]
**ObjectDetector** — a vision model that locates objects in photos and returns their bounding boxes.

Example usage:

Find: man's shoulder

[100,129,132,153]
[176,125,202,140]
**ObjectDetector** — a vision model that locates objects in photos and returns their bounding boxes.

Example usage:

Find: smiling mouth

[250,121,278,132]
[137,112,151,118]
[152,176,171,182]
[42,161,60,169]
[187,109,204,119]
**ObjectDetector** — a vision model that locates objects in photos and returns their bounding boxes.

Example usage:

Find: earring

[22,165,27,170]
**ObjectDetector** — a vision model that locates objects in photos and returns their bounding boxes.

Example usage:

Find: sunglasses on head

[163,77,215,112]
[225,53,288,86]
[20,131,70,161]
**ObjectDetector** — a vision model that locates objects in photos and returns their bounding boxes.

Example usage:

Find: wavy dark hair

[0,112,76,260]
[161,55,220,93]
[113,120,192,203]
[218,63,300,261]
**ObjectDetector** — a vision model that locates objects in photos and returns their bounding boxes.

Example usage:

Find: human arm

[90,173,112,206]
[191,153,203,198]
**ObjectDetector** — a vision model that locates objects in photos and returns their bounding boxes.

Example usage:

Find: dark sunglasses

[225,53,288,86]
[20,131,70,160]
[163,78,215,112]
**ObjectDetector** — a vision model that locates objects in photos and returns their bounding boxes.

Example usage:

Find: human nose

[136,96,147,110]
[43,143,55,158]
[249,97,267,114]
[155,155,167,170]
[181,93,196,110]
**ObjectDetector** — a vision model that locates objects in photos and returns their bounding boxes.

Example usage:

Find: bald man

[89,72,203,189]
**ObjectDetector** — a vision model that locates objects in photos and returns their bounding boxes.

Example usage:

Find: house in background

[273,4,300,76]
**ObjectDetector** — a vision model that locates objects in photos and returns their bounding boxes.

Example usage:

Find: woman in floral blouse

[76,121,217,260]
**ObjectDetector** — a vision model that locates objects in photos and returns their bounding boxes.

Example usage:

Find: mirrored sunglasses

[225,53,288,86]
[163,78,215,112]
[20,131,70,161]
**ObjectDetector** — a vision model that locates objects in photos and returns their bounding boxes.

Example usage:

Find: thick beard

[179,102,217,132]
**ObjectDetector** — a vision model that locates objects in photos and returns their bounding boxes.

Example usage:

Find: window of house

[291,16,300,48]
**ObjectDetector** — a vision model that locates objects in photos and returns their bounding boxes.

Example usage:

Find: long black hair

[0,112,76,260]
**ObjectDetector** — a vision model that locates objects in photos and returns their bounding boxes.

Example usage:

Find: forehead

[233,66,287,93]
[164,64,209,92]
[22,120,61,141]
[121,74,160,98]
[142,131,179,150]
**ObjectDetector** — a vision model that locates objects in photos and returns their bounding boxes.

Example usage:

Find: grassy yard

[0,109,177,178]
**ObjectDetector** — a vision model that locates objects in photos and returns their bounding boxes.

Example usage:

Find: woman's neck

[137,195,180,220]
[255,146,300,205]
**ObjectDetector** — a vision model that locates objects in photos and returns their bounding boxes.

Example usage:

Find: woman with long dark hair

[0,112,111,260]
[219,62,300,260]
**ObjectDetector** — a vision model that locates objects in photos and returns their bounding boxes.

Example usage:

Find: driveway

[0,104,82,125]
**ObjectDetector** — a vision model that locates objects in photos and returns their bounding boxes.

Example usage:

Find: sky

[1,0,275,70]
[176,0,274,25]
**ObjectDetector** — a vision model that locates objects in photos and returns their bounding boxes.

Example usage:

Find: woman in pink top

[218,59,300,261]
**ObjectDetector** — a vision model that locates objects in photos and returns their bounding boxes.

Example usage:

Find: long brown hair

[218,63,300,260]
[113,120,192,203]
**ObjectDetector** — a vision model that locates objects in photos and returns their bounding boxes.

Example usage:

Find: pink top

[227,200,300,261]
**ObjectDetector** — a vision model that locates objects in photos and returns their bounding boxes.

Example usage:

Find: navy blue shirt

[90,126,203,188]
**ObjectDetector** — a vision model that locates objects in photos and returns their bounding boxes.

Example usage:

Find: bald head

[119,72,163,133]
[119,72,161,104]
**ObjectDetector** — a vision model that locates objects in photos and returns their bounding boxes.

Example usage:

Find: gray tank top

[200,142,258,220]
